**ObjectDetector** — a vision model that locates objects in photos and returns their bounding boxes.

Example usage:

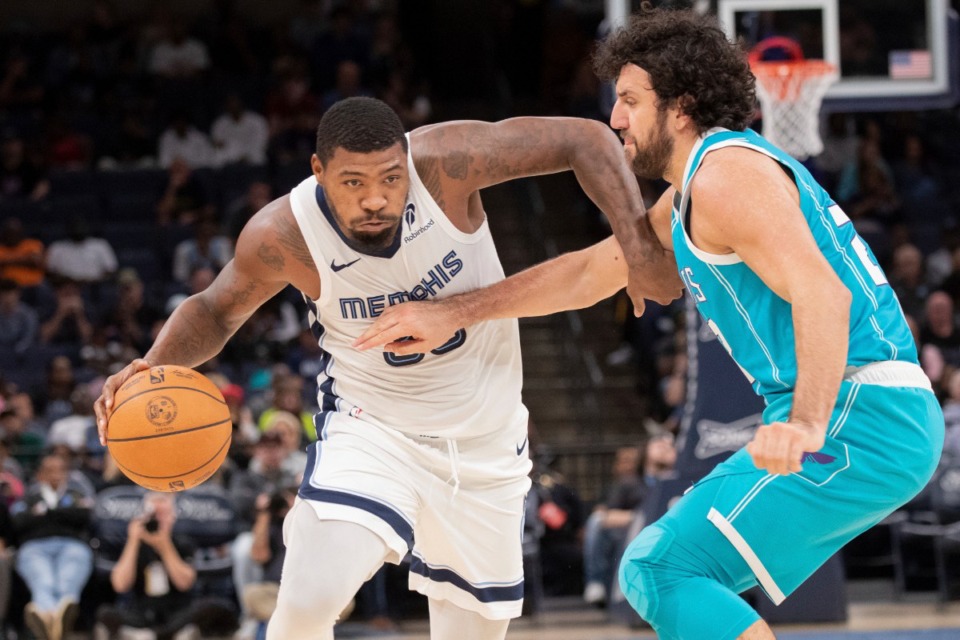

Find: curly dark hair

[315,97,408,165]
[593,4,756,134]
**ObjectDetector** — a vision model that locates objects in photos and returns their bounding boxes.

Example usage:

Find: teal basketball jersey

[671,128,917,399]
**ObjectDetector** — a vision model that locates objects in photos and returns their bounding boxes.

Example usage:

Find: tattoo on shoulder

[415,156,447,210]
[442,151,470,180]
[258,243,284,272]
[275,215,317,271]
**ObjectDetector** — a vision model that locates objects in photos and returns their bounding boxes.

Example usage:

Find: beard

[629,109,673,179]
[328,198,402,251]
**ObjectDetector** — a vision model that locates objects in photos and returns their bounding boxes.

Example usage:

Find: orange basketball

[107,365,232,492]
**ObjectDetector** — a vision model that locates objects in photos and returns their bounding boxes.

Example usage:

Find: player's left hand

[353,300,461,355]
[624,217,683,316]
[746,421,826,476]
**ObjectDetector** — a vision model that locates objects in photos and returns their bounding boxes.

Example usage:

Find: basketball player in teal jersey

[355,6,945,639]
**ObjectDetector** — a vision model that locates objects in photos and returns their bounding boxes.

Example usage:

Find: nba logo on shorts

[404,203,416,227]
[150,369,165,384]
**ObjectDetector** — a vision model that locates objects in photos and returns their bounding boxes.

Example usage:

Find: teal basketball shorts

[622,372,943,616]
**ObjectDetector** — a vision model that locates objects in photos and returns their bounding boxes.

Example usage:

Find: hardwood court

[352,590,960,640]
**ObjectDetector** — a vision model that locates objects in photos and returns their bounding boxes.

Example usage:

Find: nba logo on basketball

[150,369,165,384]
[168,480,185,491]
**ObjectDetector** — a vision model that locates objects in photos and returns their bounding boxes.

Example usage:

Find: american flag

[889,50,933,79]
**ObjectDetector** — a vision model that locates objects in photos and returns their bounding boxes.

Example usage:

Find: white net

[752,60,838,161]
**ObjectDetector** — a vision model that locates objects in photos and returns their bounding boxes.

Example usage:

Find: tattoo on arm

[442,151,470,180]
[275,215,317,271]
[229,277,263,307]
[416,156,447,210]
[258,243,284,272]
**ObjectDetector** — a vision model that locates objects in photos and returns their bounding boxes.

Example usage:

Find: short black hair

[593,4,756,134]
[315,97,408,165]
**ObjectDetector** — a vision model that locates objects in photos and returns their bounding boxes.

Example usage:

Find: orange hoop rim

[750,59,837,80]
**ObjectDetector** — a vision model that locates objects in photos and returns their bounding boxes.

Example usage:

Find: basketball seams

[111,385,226,415]
[113,433,232,481]
[107,418,232,443]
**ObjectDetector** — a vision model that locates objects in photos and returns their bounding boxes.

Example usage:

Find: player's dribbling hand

[746,421,826,476]
[352,300,461,355]
[93,358,153,446]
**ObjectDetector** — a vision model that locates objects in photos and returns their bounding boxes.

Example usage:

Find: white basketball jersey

[288,143,528,440]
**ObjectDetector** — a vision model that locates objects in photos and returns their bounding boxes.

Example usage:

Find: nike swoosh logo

[516,437,528,456]
[330,258,360,272]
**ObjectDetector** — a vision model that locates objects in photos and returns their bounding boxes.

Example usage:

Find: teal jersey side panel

[671,129,917,399]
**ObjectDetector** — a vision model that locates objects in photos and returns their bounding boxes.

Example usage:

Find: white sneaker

[583,581,607,605]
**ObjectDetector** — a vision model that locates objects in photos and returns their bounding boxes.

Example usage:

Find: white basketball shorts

[295,412,532,620]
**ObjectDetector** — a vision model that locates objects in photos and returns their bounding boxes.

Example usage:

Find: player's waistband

[843,361,931,391]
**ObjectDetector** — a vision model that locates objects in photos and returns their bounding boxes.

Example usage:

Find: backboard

[718,0,958,111]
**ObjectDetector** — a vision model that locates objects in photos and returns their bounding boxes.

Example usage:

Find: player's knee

[278,580,352,627]
[617,523,675,624]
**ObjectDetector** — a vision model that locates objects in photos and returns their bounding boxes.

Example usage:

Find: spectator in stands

[286,326,324,404]
[228,430,301,628]
[148,19,210,80]
[224,181,272,241]
[0,278,38,354]
[157,111,215,169]
[0,132,50,201]
[165,264,215,316]
[103,268,163,354]
[815,113,859,192]
[261,411,308,478]
[238,487,296,640]
[0,217,45,294]
[256,373,315,443]
[171,214,233,284]
[100,110,156,169]
[0,499,14,635]
[889,243,931,319]
[94,492,234,640]
[920,291,960,381]
[222,382,258,470]
[0,51,45,110]
[12,453,94,640]
[321,59,371,112]
[45,386,97,455]
[38,279,94,346]
[582,445,643,606]
[210,94,269,166]
[310,6,369,88]
[893,134,942,203]
[926,224,960,290]
[532,462,586,597]
[43,114,92,171]
[380,70,432,131]
[155,157,215,229]
[942,369,960,458]
[264,62,320,164]
[0,408,44,472]
[31,355,77,428]
[45,216,118,286]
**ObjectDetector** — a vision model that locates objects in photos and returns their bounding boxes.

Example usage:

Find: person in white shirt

[148,20,210,79]
[158,111,215,169]
[45,217,117,284]
[211,94,269,166]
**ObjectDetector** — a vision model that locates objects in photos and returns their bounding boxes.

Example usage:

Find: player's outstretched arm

[354,235,628,355]
[412,117,682,315]
[692,149,852,475]
[94,198,296,443]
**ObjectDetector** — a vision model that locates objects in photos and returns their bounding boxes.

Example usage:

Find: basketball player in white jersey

[94,97,681,639]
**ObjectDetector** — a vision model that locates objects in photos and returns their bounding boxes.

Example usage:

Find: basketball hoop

[749,37,838,160]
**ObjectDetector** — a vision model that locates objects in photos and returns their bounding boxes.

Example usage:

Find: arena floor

[336,583,960,640]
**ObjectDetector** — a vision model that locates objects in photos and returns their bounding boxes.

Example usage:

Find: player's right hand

[94,358,153,446]
[746,420,826,476]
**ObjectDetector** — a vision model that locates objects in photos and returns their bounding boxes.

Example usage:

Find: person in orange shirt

[0,217,44,292]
